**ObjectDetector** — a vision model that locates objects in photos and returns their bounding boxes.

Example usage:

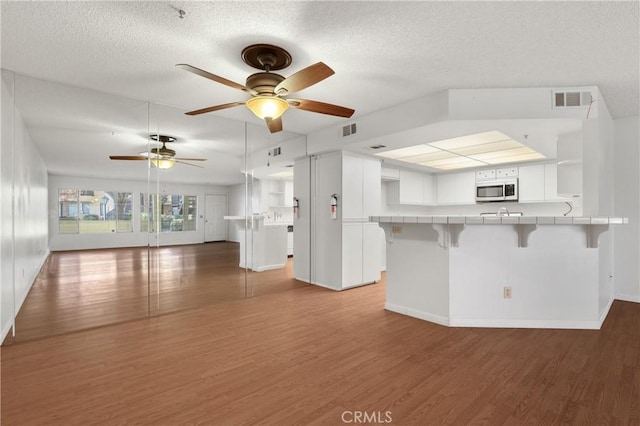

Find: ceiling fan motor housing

[246,73,285,96]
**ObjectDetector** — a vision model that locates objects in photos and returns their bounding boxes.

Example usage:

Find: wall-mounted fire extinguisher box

[330,194,338,219]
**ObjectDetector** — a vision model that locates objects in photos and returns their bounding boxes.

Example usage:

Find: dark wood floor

[2,262,640,424]
[8,242,303,343]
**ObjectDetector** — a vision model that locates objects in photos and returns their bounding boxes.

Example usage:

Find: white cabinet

[544,163,567,201]
[387,170,436,205]
[381,167,400,181]
[423,174,436,204]
[517,163,568,203]
[294,151,381,290]
[436,172,475,205]
[518,164,545,202]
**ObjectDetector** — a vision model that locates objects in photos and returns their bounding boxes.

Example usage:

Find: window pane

[109,192,133,233]
[58,189,79,234]
[140,193,154,233]
[78,190,112,234]
[184,196,197,231]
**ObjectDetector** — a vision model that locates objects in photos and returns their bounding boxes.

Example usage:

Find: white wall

[227,183,246,243]
[48,175,228,251]
[1,70,50,341]
[614,116,640,302]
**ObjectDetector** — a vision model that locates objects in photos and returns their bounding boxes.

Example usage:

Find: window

[140,194,197,233]
[58,189,133,234]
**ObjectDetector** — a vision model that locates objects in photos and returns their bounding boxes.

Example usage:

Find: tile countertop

[370,216,629,225]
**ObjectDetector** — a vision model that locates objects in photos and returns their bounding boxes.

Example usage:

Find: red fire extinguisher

[293,197,299,217]
[330,194,338,219]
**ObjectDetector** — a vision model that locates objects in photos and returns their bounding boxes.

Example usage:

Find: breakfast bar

[373,215,628,330]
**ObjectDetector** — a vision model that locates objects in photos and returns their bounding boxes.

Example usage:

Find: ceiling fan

[177,43,355,133]
[109,135,206,169]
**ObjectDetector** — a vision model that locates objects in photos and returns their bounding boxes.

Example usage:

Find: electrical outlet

[392,225,402,234]
[503,286,512,299]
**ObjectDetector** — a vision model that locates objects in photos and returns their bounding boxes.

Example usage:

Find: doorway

[205,194,227,242]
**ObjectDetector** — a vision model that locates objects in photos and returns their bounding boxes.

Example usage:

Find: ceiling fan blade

[176,64,256,95]
[109,156,148,160]
[174,160,204,168]
[274,62,334,95]
[287,99,355,118]
[185,101,245,116]
[267,117,283,133]
[174,157,207,161]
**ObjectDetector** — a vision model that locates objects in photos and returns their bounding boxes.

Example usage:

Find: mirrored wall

[1,71,306,344]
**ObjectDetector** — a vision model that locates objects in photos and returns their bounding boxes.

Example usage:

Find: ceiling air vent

[342,123,357,137]
[554,91,592,108]
[369,144,387,150]
[270,147,282,157]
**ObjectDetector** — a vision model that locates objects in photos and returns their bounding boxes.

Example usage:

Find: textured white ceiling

[1,1,638,183]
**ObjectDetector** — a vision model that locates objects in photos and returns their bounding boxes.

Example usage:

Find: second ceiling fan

[177,44,355,133]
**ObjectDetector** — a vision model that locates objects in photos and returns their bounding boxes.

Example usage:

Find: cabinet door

[362,158,381,216]
[437,172,475,205]
[518,164,545,202]
[437,174,458,205]
[423,174,436,204]
[455,172,476,204]
[544,163,567,201]
[341,223,364,288]
[399,170,424,204]
[342,154,364,219]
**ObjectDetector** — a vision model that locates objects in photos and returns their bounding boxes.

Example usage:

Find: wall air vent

[369,144,387,150]
[342,123,357,137]
[554,90,593,108]
[270,147,282,157]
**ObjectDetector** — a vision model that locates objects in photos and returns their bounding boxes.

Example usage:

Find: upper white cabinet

[544,163,566,201]
[381,167,400,181]
[342,153,381,218]
[436,172,475,205]
[518,163,569,202]
[387,169,436,205]
[518,164,545,202]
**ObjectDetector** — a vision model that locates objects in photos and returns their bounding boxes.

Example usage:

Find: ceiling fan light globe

[246,96,289,120]
[151,158,176,169]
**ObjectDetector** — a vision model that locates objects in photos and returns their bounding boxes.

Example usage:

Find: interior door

[205,194,227,242]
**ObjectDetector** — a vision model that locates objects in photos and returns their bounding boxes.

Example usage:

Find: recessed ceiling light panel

[375,144,440,159]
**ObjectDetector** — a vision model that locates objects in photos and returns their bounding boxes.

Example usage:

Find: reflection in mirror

[2,72,309,345]
[7,74,150,342]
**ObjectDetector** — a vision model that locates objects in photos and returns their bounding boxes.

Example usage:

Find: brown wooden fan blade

[185,101,245,116]
[176,64,256,95]
[174,157,207,161]
[287,99,355,118]
[267,117,283,133]
[174,160,204,168]
[109,156,148,160]
[274,62,334,95]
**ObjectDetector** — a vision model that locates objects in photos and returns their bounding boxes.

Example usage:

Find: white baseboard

[615,293,640,303]
[449,317,601,330]
[598,296,615,328]
[252,263,286,272]
[1,250,49,343]
[384,302,450,326]
[385,301,603,330]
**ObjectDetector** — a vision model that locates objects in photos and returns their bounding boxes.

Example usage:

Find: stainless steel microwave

[475,179,518,202]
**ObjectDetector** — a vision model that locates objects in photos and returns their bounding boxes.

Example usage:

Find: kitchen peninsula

[224,216,288,272]
[374,215,628,330]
